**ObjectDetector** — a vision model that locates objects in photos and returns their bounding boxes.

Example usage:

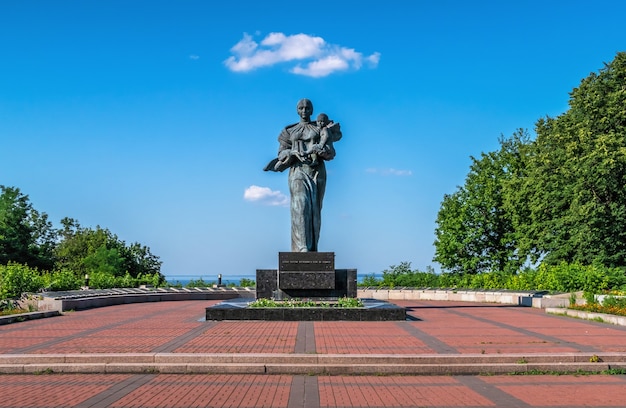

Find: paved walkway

[1,299,626,407]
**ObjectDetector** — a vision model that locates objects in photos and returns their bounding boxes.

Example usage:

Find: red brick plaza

[1,299,626,407]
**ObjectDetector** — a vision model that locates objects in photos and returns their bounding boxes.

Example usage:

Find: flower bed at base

[570,304,626,317]
[569,294,626,317]
[546,293,626,326]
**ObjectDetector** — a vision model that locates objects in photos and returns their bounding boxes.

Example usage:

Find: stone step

[2,353,625,375]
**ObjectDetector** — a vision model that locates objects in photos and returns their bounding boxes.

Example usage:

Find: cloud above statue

[225,32,380,77]
[244,185,288,207]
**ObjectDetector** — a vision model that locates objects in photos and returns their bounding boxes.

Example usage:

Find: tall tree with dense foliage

[435,52,626,273]
[433,131,529,273]
[522,52,626,266]
[55,217,163,280]
[0,186,56,270]
[0,186,164,298]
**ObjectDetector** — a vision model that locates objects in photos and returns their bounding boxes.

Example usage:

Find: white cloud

[244,185,288,206]
[231,33,258,55]
[291,55,349,78]
[225,32,380,77]
[366,168,413,176]
[189,55,200,60]
[367,52,381,65]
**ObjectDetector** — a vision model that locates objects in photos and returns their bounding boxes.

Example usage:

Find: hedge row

[0,262,162,300]
[362,262,626,294]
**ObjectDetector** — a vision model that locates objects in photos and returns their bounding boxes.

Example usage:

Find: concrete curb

[0,310,61,325]
[546,308,626,326]
[1,353,624,375]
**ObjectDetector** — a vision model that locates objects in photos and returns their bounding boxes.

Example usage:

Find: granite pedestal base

[256,252,357,300]
[256,268,357,300]
[205,252,407,321]
[205,298,407,321]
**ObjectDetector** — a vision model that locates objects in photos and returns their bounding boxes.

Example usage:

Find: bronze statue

[264,99,342,252]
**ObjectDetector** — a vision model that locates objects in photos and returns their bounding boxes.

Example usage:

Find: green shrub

[569,292,578,307]
[149,272,164,287]
[88,271,118,289]
[360,273,377,287]
[601,295,626,308]
[379,263,444,288]
[44,269,82,291]
[363,261,626,294]
[249,298,279,308]
[583,290,598,305]
[510,268,538,291]
[0,263,43,298]
[0,298,19,311]
[336,296,364,308]
[186,278,212,287]
[238,278,255,287]
[166,280,183,288]
[117,272,135,288]
[437,272,461,288]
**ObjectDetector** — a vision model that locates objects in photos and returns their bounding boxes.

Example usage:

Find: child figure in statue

[305,113,341,165]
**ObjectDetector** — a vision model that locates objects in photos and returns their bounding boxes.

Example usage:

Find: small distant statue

[264,99,342,252]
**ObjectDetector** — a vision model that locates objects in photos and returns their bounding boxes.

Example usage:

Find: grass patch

[0,308,29,317]
[507,368,626,376]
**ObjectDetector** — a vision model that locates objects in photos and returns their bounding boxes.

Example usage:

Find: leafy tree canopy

[55,217,162,279]
[526,52,626,266]
[0,186,56,270]
[0,186,162,282]
[434,52,626,272]
[434,130,529,274]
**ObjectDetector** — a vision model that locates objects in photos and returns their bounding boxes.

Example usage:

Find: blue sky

[2,1,626,280]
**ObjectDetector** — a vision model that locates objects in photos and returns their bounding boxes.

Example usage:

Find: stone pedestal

[256,252,357,300]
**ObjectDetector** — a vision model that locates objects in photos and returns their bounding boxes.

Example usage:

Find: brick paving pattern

[318,376,494,407]
[481,375,626,406]
[111,374,292,408]
[175,321,298,354]
[315,322,433,354]
[1,298,626,407]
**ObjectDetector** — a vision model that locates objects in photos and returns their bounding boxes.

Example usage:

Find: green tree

[119,242,163,279]
[55,218,163,281]
[523,52,626,266]
[55,219,119,276]
[0,186,56,270]
[434,132,529,273]
[83,246,124,275]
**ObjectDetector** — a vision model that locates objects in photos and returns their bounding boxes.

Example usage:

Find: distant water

[165,274,254,287]
[165,273,382,287]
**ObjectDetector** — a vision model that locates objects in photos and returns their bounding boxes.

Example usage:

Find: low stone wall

[357,288,561,307]
[0,288,604,326]
[31,287,572,313]
[0,310,61,325]
[38,287,255,312]
[531,293,577,309]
